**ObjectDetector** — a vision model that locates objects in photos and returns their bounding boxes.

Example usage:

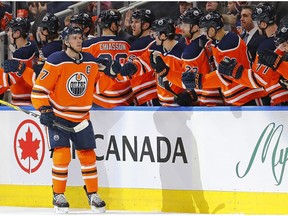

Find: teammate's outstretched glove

[182,71,202,90]
[174,89,198,106]
[258,49,283,71]
[33,63,44,78]
[3,59,26,76]
[218,57,243,79]
[39,106,56,128]
[95,57,109,66]
[150,52,169,78]
[99,60,121,78]
[120,62,137,76]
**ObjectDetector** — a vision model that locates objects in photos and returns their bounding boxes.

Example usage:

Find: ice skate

[53,193,69,214]
[84,186,106,213]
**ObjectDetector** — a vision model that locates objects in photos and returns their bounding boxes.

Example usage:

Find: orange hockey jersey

[251,37,288,105]
[201,32,267,106]
[0,40,38,106]
[127,36,158,106]
[82,35,134,108]
[170,35,224,106]
[31,51,114,122]
[146,41,187,106]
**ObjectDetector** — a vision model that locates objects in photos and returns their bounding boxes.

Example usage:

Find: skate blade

[54,206,69,214]
[91,206,106,213]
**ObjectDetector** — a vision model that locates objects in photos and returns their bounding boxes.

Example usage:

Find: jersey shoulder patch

[217,32,240,51]
[130,35,154,51]
[46,51,69,64]
[182,36,207,60]
[257,37,276,53]
[13,41,37,60]
[42,40,63,58]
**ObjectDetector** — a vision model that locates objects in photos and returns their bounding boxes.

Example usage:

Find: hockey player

[176,7,224,106]
[70,12,94,40]
[121,8,160,106]
[0,17,38,106]
[216,3,288,105]
[34,13,62,76]
[148,17,197,106]
[249,3,288,105]
[31,26,120,213]
[36,13,62,55]
[257,20,288,83]
[182,11,268,106]
[82,9,134,108]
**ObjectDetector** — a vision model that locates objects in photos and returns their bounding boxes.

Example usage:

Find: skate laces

[54,194,68,205]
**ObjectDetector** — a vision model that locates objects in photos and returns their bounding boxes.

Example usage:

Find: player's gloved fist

[100,60,121,78]
[3,59,26,76]
[120,62,137,77]
[182,71,202,90]
[218,57,243,79]
[174,89,198,106]
[95,57,109,66]
[258,49,283,71]
[149,52,169,78]
[33,63,44,78]
[39,106,56,127]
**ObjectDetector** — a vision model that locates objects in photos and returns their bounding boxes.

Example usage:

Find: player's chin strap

[66,43,83,64]
[189,24,199,40]
[67,43,80,55]
[11,32,21,49]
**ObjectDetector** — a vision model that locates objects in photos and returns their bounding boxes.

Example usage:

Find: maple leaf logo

[18,127,40,160]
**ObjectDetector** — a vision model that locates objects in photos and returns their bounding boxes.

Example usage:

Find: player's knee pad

[53,147,71,166]
[76,149,96,165]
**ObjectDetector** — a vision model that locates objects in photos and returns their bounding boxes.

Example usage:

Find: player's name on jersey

[100,43,127,51]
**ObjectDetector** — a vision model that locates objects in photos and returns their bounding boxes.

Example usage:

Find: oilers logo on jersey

[66,72,88,97]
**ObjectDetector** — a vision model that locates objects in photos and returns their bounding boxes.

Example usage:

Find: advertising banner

[1,107,288,193]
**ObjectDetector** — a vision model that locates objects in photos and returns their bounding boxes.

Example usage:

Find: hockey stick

[199,38,216,72]
[163,79,178,98]
[0,99,89,133]
[151,52,179,98]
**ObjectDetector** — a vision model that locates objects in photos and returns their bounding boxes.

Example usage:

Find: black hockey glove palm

[120,62,137,77]
[3,59,26,76]
[149,52,169,78]
[39,106,56,128]
[99,60,121,78]
[218,57,243,79]
[174,89,198,106]
[182,71,202,90]
[258,49,283,71]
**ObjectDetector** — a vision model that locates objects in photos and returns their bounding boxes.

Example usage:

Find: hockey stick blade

[0,100,88,133]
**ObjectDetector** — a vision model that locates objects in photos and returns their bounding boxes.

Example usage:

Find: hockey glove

[33,63,44,78]
[95,57,109,66]
[120,62,138,77]
[3,59,26,76]
[100,60,121,78]
[258,49,283,71]
[182,71,202,90]
[150,52,169,78]
[218,57,243,79]
[174,89,198,106]
[39,106,56,128]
